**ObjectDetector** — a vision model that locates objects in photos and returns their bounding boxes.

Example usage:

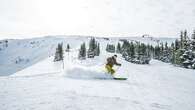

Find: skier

[105,55,121,75]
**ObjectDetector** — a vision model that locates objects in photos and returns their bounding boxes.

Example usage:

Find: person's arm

[114,58,121,66]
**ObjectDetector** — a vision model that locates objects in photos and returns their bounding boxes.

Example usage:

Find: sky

[0,0,195,39]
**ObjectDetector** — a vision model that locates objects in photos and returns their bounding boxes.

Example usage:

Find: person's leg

[105,65,112,74]
[110,68,115,75]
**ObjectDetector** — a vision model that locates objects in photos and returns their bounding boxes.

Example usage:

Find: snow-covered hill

[0,36,89,76]
[0,36,176,76]
[0,47,194,110]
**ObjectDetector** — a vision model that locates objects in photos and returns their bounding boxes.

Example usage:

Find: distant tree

[54,43,64,62]
[5,40,8,47]
[175,39,180,50]
[88,38,96,51]
[96,43,100,56]
[116,43,121,53]
[87,38,100,57]
[191,30,195,51]
[180,31,184,49]
[65,44,70,52]
[129,42,135,57]
[170,42,176,64]
[79,43,86,59]
[154,44,160,59]
[106,44,115,53]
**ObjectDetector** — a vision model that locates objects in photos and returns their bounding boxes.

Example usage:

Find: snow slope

[0,47,194,110]
[0,35,176,76]
[0,36,90,76]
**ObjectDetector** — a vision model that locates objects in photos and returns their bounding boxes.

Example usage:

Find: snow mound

[65,66,112,80]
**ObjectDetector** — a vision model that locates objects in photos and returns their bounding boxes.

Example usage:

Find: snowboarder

[105,55,121,75]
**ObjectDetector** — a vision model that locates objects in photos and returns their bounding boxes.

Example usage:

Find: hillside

[0,36,176,76]
[0,36,194,110]
[0,48,194,110]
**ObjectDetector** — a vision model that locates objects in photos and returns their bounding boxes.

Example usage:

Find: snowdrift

[65,66,113,80]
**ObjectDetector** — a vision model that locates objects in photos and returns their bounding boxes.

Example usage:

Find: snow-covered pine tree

[54,43,64,62]
[116,42,121,53]
[160,42,171,63]
[174,30,192,68]
[129,42,135,58]
[191,30,195,51]
[146,44,151,57]
[175,39,180,50]
[120,40,151,64]
[96,43,100,56]
[140,43,147,56]
[180,31,184,49]
[65,44,70,52]
[175,31,185,65]
[154,44,160,59]
[190,30,195,69]
[120,40,129,58]
[106,44,115,53]
[170,42,176,64]
[88,38,96,52]
[149,45,154,58]
[79,43,86,59]
[87,37,100,57]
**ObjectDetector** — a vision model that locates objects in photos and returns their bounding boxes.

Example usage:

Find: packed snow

[0,36,194,110]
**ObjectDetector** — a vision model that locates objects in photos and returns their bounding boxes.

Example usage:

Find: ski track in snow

[0,37,194,110]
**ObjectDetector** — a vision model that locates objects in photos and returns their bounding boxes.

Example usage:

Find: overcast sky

[0,0,195,39]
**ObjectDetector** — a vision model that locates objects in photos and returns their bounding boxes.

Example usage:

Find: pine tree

[65,44,70,52]
[89,38,96,51]
[129,42,135,58]
[191,30,195,51]
[140,43,147,56]
[54,43,64,62]
[106,44,115,53]
[5,40,8,47]
[79,43,86,59]
[116,43,121,53]
[150,45,154,58]
[192,30,195,40]
[171,42,176,64]
[97,43,100,56]
[88,37,100,57]
[183,30,189,49]
[180,31,184,49]
[154,44,160,59]
[121,40,130,53]
[175,39,180,50]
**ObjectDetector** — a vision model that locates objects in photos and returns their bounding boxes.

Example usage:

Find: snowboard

[113,77,128,80]
[106,72,127,80]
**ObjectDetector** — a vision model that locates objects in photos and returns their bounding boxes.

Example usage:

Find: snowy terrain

[0,36,176,76]
[1,36,194,110]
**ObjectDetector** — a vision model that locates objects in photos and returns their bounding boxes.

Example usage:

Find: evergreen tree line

[168,30,195,69]
[78,38,100,59]
[110,29,195,68]
[113,40,152,64]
